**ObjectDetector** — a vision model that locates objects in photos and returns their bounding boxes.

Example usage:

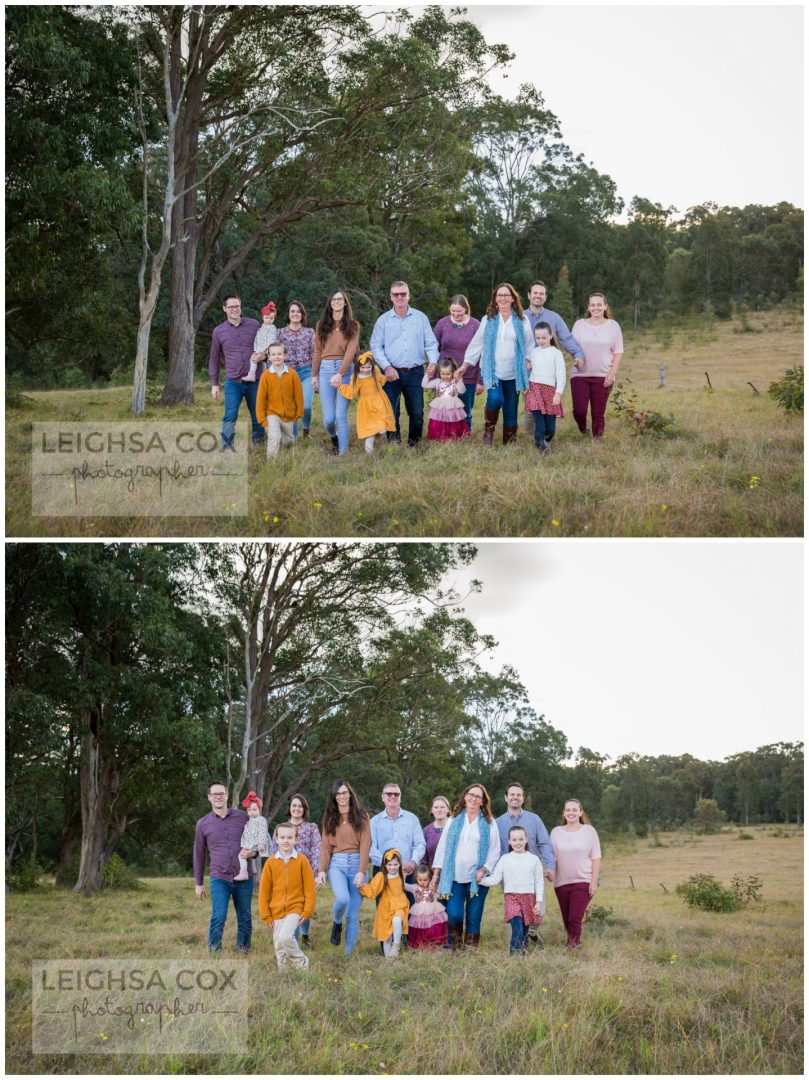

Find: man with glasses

[369,783,426,899]
[494,781,555,947]
[370,281,439,446]
[193,781,258,954]
[209,293,266,451]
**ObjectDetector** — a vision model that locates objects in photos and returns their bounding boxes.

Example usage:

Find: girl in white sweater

[525,322,567,454]
[481,826,544,954]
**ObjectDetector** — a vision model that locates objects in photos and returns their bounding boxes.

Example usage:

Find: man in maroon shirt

[209,294,265,451]
[194,781,257,954]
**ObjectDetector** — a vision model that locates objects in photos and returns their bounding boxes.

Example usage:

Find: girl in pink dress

[422,358,469,441]
[405,864,448,947]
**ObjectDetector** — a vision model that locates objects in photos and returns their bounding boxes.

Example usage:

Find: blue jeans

[294,918,311,940]
[509,915,529,954]
[459,383,477,431]
[531,410,557,445]
[485,379,519,428]
[445,880,489,935]
[208,875,253,952]
[222,378,265,447]
[319,360,351,455]
[292,364,314,436]
[383,365,425,445]
[328,852,364,955]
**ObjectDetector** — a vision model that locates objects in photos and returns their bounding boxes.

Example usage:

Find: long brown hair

[585,292,613,320]
[486,282,524,320]
[452,782,494,822]
[322,778,368,836]
[316,289,359,346]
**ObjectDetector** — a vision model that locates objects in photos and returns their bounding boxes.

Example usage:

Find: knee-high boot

[482,408,499,446]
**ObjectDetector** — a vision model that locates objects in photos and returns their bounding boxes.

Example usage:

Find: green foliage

[611,384,677,436]
[584,904,616,928]
[768,366,803,414]
[676,872,763,913]
[692,798,727,834]
[6,856,44,892]
[103,853,142,891]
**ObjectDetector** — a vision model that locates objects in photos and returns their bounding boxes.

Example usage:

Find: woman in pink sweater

[550,799,602,949]
[570,292,624,437]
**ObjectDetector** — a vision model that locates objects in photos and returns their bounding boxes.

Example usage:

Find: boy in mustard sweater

[256,343,304,458]
[258,822,316,970]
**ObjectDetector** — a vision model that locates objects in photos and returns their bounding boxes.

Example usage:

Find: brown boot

[464,932,481,947]
[482,408,499,446]
[446,924,464,951]
[503,425,518,445]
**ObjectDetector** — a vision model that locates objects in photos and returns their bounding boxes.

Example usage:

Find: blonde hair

[561,799,591,825]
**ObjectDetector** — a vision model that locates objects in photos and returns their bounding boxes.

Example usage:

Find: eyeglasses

[391,292,408,298]
[466,793,483,801]
[224,304,241,309]
[383,792,401,799]
[335,790,350,797]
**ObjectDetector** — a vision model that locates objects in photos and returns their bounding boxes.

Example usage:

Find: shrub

[611,383,676,436]
[736,830,754,840]
[692,798,727,834]
[103,853,142,891]
[676,872,763,913]
[768,366,803,413]
[584,904,615,928]
[6,856,44,892]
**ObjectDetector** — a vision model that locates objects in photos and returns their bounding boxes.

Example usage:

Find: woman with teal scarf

[458,283,535,445]
[429,783,501,949]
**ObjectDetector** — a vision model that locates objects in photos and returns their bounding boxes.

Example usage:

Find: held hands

[573,358,584,371]
[545,869,555,883]
[426,364,437,379]
[385,367,400,382]
[353,872,365,888]
[402,860,416,876]
[475,867,486,884]
[329,374,342,388]
[526,360,532,372]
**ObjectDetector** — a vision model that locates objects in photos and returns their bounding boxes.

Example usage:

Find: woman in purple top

[433,295,481,431]
[277,300,316,437]
[423,796,451,868]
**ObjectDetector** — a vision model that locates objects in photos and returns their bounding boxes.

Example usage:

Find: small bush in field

[103,853,142,890]
[676,872,763,913]
[584,904,615,928]
[6,856,44,892]
[692,798,727,834]
[736,830,754,840]
[768,366,803,413]
[611,383,677,436]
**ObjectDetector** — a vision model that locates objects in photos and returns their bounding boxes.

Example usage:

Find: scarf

[437,813,490,899]
[481,313,529,392]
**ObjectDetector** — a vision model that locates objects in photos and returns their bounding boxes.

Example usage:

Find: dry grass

[5,824,803,1073]
[5,310,803,537]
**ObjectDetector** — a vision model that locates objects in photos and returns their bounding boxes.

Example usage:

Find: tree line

[6,6,803,399]
[6,543,802,894]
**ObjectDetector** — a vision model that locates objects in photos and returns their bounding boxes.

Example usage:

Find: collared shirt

[273,849,298,863]
[525,306,583,359]
[267,363,289,376]
[495,809,555,870]
[370,306,439,370]
[193,808,253,885]
[209,316,262,384]
[369,807,426,867]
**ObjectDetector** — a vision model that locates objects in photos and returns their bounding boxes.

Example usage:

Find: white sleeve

[534,856,545,903]
[484,821,501,872]
[555,348,567,394]
[480,859,504,889]
[522,317,534,354]
[463,317,487,368]
[432,819,450,870]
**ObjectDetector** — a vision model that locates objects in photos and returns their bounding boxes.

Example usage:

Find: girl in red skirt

[481,826,544,955]
[525,322,566,454]
[422,358,469,441]
[405,864,448,948]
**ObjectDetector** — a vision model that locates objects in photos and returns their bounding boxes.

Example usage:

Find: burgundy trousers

[554,881,591,946]
[570,376,612,437]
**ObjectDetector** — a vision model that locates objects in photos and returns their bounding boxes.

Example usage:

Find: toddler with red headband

[245,300,278,383]
[234,790,272,881]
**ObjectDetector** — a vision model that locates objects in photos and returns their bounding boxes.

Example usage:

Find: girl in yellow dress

[359,848,410,958]
[339,351,396,453]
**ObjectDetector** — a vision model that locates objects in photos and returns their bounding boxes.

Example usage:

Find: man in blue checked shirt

[370,281,439,446]
[494,780,556,946]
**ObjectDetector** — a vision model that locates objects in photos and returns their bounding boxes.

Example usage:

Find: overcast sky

[395,3,804,216]
[445,541,804,763]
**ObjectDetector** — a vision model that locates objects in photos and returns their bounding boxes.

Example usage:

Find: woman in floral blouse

[277,300,316,438]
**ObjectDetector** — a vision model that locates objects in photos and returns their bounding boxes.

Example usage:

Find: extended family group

[209,280,624,457]
[193,779,602,971]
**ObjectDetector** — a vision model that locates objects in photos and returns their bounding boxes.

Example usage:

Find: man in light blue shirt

[495,780,556,945]
[369,781,426,877]
[369,281,439,446]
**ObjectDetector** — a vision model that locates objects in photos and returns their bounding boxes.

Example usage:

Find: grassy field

[5,310,803,538]
[5,824,803,1074]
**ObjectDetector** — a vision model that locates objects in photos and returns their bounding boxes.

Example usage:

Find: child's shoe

[388,942,401,959]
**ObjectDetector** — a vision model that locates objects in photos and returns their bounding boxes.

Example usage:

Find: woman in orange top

[359,848,410,959]
[316,779,370,956]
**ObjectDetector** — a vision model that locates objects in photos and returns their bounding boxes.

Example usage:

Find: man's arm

[369,315,391,371]
[422,314,439,364]
[209,327,223,395]
[551,312,583,360]
[368,815,381,868]
[535,815,556,879]
[193,821,207,897]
